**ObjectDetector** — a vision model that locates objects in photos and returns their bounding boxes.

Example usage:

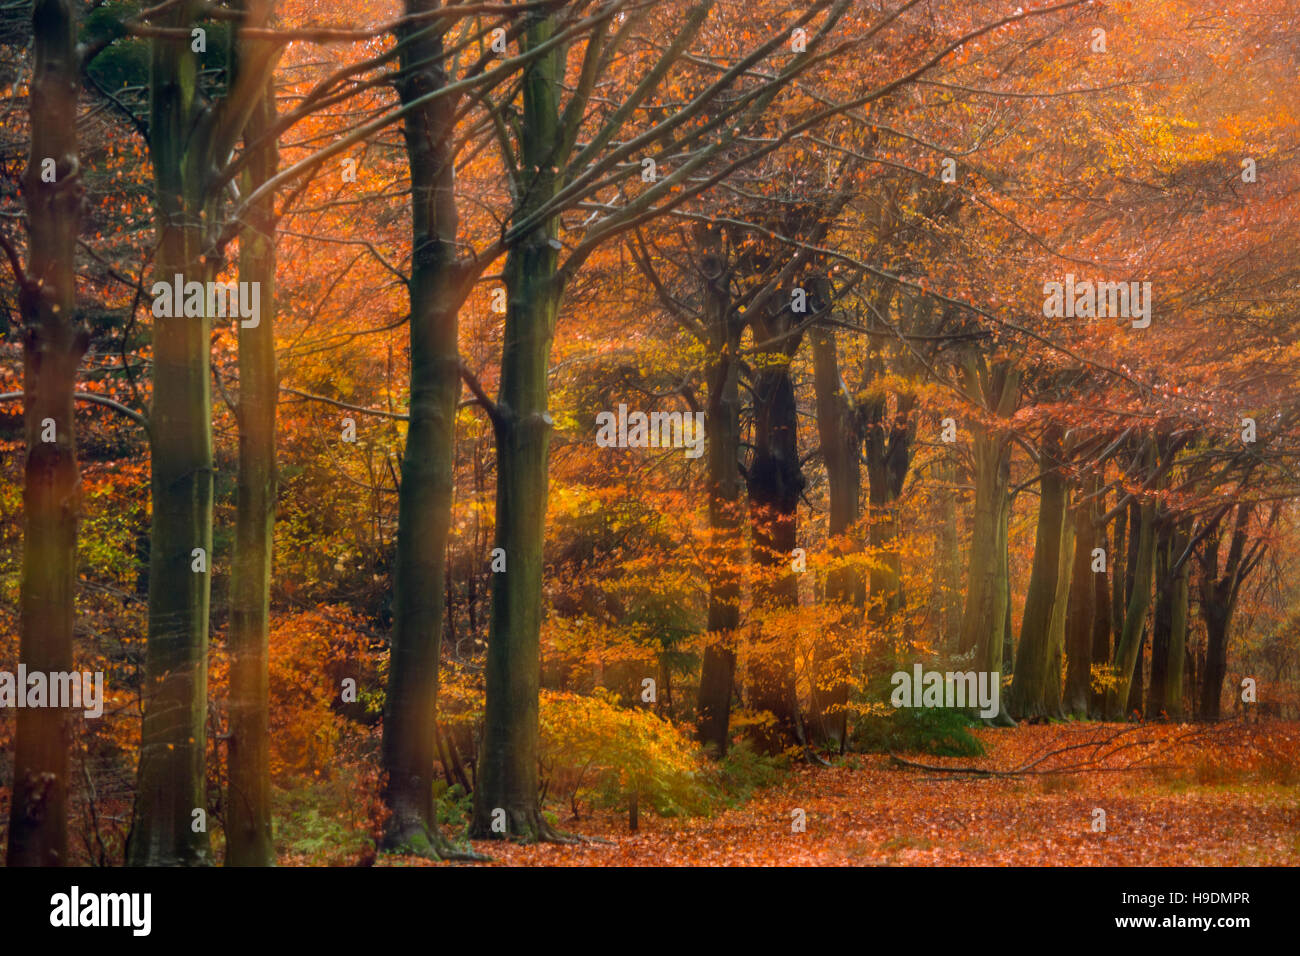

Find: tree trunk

[809,324,861,751]
[1106,500,1156,720]
[471,9,564,840]
[1089,515,1112,717]
[1063,480,1098,718]
[1044,486,1074,719]
[381,0,475,859]
[938,448,963,651]
[1163,523,1191,719]
[1195,504,1264,721]
[1126,627,1146,716]
[1110,502,1127,644]
[226,78,277,866]
[1199,604,1231,721]
[746,354,805,755]
[7,0,84,867]
[957,361,1018,725]
[1148,516,1186,721]
[1009,430,1067,720]
[864,395,912,621]
[695,226,742,758]
[129,6,219,866]
[129,0,276,867]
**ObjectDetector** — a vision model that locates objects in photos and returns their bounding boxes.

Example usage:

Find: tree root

[381,818,491,863]
[469,804,585,845]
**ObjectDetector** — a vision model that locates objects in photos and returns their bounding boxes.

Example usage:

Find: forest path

[392,722,1300,866]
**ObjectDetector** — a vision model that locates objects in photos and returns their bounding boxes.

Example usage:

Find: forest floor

[388,720,1300,866]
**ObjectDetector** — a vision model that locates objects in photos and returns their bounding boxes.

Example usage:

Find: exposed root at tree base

[381,821,490,862]
[469,806,582,845]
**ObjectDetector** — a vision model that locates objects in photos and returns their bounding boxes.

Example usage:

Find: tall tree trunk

[471,9,564,840]
[1121,498,1146,716]
[1106,499,1156,720]
[746,349,805,755]
[695,226,742,758]
[1194,504,1266,721]
[1009,429,1067,720]
[809,323,861,751]
[1148,518,1177,719]
[1001,554,1013,677]
[226,77,277,866]
[864,395,912,621]
[129,0,276,867]
[1163,522,1191,719]
[381,0,475,859]
[1110,501,1128,644]
[938,447,963,651]
[957,359,1018,727]
[1063,478,1098,718]
[129,5,218,867]
[1126,628,1146,716]
[7,0,84,867]
[1089,511,1112,717]
[1199,605,1230,721]
[1044,486,1074,719]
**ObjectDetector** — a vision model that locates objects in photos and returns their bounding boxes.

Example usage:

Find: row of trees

[2,0,1298,865]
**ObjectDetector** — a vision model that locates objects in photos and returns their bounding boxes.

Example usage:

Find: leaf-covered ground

[393,721,1300,866]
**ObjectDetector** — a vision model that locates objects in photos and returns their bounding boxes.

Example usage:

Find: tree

[1196,504,1275,720]
[380,0,481,859]
[226,59,277,865]
[128,0,278,867]
[1009,425,1067,720]
[470,0,853,837]
[956,354,1019,724]
[4,0,84,867]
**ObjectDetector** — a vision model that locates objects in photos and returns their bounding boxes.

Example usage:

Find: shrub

[539,689,709,819]
[712,739,786,804]
[853,705,986,758]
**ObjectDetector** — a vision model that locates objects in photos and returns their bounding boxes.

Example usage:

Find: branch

[279,385,409,421]
[0,391,149,431]
[459,358,504,429]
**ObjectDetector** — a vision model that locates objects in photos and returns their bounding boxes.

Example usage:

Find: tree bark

[938,448,963,652]
[1044,485,1074,719]
[381,0,477,859]
[471,8,565,840]
[864,395,912,621]
[130,0,276,867]
[695,226,743,758]
[226,75,277,867]
[7,0,85,868]
[1106,498,1156,720]
[1089,509,1113,717]
[1147,516,1191,721]
[745,324,805,755]
[130,4,218,867]
[1009,429,1067,720]
[956,358,1018,727]
[1063,477,1099,718]
[1110,501,1128,645]
[1199,606,1230,721]
[1163,522,1191,719]
[809,323,861,751]
[1195,505,1262,721]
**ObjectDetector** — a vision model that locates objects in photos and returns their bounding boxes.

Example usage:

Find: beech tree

[3,0,83,867]
[127,0,279,867]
